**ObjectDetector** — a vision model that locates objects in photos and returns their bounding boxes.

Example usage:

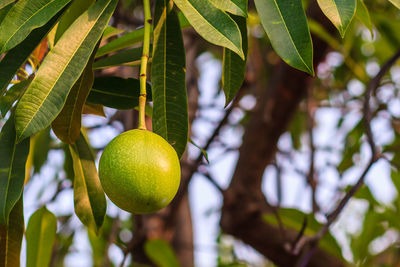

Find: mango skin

[99,129,181,214]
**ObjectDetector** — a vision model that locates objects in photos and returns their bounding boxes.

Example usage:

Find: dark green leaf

[254,0,314,75]
[0,0,72,53]
[0,79,31,117]
[0,116,30,225]
[0,7,66,97]
[222,15,247,107]
[0,196,24,267]
[52,45,97,144]
[87,76,152,110]
[93,46,146,70]
[0,0,14,10]
[144,239,180,267]
[69,133,106,233]
[209,0,247,17]
[26,206,57,267]
[15,0,118,142]
[152,1,188,158]
[174,0,244,59]
[32,127,51,174]
[0,2,12,24]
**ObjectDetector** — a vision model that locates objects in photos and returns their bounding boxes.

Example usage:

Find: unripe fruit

[99,129,181,214]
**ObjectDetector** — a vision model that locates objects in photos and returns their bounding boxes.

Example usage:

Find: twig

[294,50,400,266]
[198,166,224,193]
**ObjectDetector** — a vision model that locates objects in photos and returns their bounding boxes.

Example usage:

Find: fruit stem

[138,0,152,130]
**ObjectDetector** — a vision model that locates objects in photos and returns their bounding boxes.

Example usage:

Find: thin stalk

[138,0,152,130]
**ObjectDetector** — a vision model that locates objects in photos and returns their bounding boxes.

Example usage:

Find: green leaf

[0,0,72,53]
[102,25,125,40]
[15,0,118,142]
[173,0,244,59]
[209,0,247,17]
[93,46,146,70]
[254,0,314,75]
[144,239,180,267]
[0,7,65,97]
[26,206,57,267]
[87,76,152,110]
[0,79,32,117]
[69,133,106,234]
[0,196,24,267]
[0,2,12,25]
[222,15,247,107]
[31,127,51,174]
[355,0,373,37]
[316,0,356,37]
[152,1,188,158]
[54,0,95,44]
[389,0,400,9]
[0,116,30,225]
[52,45,97,144]
[95,12,190,57]
[0,0,14,10]
[263,208,343,259]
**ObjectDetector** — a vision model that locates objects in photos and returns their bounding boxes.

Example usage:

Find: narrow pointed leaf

[102,26,125,40]
[93,46,145,70]
[15,0,118,142]
[52,47,97,144]
[69,133,106,233]
[356,0,373,38]
[174,0,244,59]
[87,76,152,110]
[54,0,95,44]
[222,15,247,107]
[0,116,30,225]
[152,1,188,158]
[0,196,24,267]
[0,79,32,117]
[0,7,65,97]
[144,239,180,267]
[0,0,72,53]
[209,0,247,17]
[317,0,356,37]
[389,0,400,9]
[254,0,314,75]
[26,207,57,267]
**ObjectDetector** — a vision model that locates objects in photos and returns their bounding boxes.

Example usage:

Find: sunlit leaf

[209,0,247,17]
[54,0,95,44]
[152,0,188,158]
[222,15,247,107]
[69,133,106,233]
[0,196,24,267]
[15,0,118,142]
[26,206,57,267]
[0,7,65,97]
[144,239,180,267]
[254,0,314,75]
[0,0,14,10]
[317,0,356,37]
[52,46,97,144]
[389,0,400,9]
[87,76,152,110]
[173,0,244,59]
[0,0,72,53]
[0,116,30,225]
[93,46,145,70]
[82,103,106,117]
[102,25,125,40]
